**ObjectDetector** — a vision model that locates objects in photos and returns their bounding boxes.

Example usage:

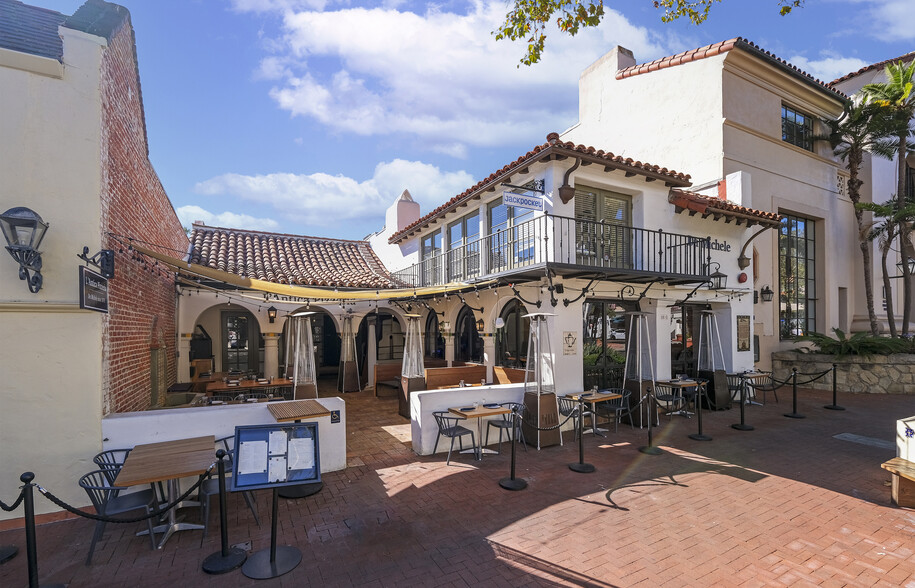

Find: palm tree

[862,60,915,334]
[824,102,894,335]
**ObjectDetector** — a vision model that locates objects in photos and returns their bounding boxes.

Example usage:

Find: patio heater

[337,313,361,393]
[521,313,560,449]
[696,309,729,410]
[285,311,318,399]
[400,314,425,418]
[622,311,658,431]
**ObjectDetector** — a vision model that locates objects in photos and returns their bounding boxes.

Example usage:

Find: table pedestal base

[568,462,596,473]
[731,423,754,431]
[639,446,662,455]
[203,547,247,575]
[0,545,16,564]
[278,481,323,499]
[242,546,301,579]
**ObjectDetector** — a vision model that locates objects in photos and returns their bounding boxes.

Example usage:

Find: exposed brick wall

[99,15,187,414]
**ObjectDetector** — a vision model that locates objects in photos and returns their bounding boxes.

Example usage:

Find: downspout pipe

[558,158,581,204]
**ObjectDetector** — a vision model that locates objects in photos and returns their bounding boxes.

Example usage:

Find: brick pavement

[1,384,914,587]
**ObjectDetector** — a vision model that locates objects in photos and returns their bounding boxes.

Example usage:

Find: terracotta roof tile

[189,224,398,289]
[616,37,848,101]
[829,51,915,86]
[669,189,782,228]
[389,133,691,243]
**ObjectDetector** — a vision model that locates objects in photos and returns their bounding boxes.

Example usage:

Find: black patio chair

[79,470,157,565]
[595,388,634,433]
[557,396,591,444]
[432,411,476,464]
[654,383,686,419]
[485,402,527,454]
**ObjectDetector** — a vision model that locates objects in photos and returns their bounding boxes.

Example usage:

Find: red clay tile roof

[389,133,691,243]
[669,189,781,228]
[829,51,915,86]
[616,37,848,101]
[189,223,398,289]
[0,0,67,60]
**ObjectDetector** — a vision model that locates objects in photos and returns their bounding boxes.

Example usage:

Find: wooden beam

[645,177,656,182]
[625,171,636,177]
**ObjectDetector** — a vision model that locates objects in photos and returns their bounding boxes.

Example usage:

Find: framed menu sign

[737,315,751,352]
[231,422,320,492]
[79,266,108,313]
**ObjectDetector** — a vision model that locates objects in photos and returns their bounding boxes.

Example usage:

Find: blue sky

[33,0,915,240]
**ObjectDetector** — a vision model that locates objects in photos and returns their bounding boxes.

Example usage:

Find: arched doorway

[496,299,529,368]
[424,310,445,362]
[454,306,483,363]
[280,309,340,380]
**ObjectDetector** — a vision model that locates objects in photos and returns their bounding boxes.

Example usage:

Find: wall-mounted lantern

[475,317,485,332]
[0,207,49,293]
[267,306,278,323]
[759,285,774,303]
[707,261,727,290]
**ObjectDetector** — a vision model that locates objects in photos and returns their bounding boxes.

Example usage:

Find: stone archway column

[483,333,495,383]
[178,334,191,381]
[444,333,455,367]
[264,333,280,378]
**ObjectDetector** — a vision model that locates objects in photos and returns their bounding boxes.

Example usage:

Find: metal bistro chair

[558,396,592,443]
[432,411,476,464]
[93,449,166,503]
[79,470,157,565]
[595,388,634,433]
[485,402,527,454]
[747,373,779,405]
[726,374,744,403]
[199,436,261,544]
[654,383,686,420]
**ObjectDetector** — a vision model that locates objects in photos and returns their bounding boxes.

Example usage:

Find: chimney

[386,189,421,232]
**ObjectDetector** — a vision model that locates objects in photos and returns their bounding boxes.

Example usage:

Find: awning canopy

[133,243,495,301]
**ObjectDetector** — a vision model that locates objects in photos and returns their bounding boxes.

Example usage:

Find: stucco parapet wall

[0,46,62,77]
[772,350,915,395]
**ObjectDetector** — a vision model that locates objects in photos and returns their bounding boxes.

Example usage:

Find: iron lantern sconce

[267,306,278,323]
[707,261,727,290]
[475,318,485,332]
[0,206,49,293]
[760,285,774,303]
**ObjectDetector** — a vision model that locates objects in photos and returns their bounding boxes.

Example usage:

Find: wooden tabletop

[115,435,216,487]
[206,378,293,394]
[656,379,702,388]
[448,405,511,419]
[564,391,623,404]
[268,399,331,422]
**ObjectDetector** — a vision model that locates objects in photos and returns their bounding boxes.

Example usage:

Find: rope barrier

[520,411,577,432]
[0,490,24,512]
[791,368,832,386]
[36,465,213,524]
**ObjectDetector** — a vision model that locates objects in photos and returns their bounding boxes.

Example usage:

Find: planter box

[772,351,915,394]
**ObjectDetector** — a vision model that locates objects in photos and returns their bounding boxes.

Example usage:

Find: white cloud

[869,0,915,42]
[234,1,677,155]
[176,205,280,231]
[788,53,870,83]
[193,160,474,227]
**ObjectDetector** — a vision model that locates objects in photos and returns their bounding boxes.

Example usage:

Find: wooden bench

[882,457,915,508]
[373,362,403,397]
[424,365,487,390]
[494,366,527,384]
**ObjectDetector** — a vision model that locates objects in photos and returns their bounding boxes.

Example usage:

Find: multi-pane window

[574,186,631,267]
[488,196,536,272]
[420,231,442,285]
[781,104,814,151]
[447,211,480,280]
[906,162,914,201]
[582,300,632,390]
[779,213,817,339]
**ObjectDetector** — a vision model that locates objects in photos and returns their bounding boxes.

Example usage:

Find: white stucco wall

[0,27,109,520]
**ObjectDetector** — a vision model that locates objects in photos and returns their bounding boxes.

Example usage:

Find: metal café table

[655,379,701,417]
[448,404,511,460]
[114,435,216,549]
[268,399,330,498]
[564,391,622,436]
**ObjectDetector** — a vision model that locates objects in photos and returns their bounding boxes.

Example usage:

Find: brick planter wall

[99,17,187,414]
[772,351,915,395]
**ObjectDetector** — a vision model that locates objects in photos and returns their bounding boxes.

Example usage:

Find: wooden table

[448,404,511,460]
[564,391,622,436]
[115,435,216,549]
[268,399,330,498]
[206,378,293,396]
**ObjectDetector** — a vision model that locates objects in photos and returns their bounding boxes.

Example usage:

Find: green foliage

[495,0,803,65]
[795,328,910,357]
[582,342,625,365]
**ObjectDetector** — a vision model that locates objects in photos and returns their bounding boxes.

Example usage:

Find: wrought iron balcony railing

[391,214,710,287]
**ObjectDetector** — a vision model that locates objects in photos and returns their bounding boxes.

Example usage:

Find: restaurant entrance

[669,304,707,376]
[221,311,261,373]
[582,299,634,390]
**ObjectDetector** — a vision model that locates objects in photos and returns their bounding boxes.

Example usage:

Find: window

[420,231,442,285]
[574,186,631,267]
[496,300,529,368]
[582,300,633,390]
[906,161,914,202]
[488,196,536,272]
[779,213,817,339]
[781,104,814,151]
[447,211,480,280]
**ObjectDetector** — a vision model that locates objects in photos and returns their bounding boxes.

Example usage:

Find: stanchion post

[824,362,845,411]
[500,407,528,490]
[21,473,38,588]
[202,449,246,574]
[639,386,662,455]
[732,374,754,431]
[785,367,805,419]
[569,395,596,473]
[689,381,712,441]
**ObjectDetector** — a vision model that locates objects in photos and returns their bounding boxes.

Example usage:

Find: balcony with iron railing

[391,214,711,288]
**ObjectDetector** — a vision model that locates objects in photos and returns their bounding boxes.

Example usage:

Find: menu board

[231,422,320,491]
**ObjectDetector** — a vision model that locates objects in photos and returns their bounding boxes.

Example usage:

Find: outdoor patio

[1,385,913,587]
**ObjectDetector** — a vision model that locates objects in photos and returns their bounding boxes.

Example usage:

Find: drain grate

[833,433,895,450]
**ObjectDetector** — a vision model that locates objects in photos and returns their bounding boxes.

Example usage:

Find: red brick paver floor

[1,385,914,587]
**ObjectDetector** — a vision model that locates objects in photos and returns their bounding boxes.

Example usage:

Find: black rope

[747,373,793,390]
[0,489,24,512]
[520,411,577,432]
[791,368,833,386]
[36,466,212,524]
